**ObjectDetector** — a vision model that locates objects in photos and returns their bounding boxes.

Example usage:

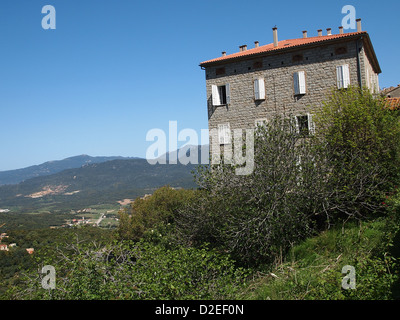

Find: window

[212,84,230,106]
[336,64,350,89]
[218,123,231,145]
[254,78,266,100]
[293,71,306,95]
[294,114,315,136]
[255,118,268,127]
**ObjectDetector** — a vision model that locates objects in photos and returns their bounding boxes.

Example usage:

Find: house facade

[383,85,400,98]
[199,19,381,154]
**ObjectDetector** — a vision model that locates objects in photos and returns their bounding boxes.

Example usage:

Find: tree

[313,87,400,221]
[117,186,197,241]
[176,87,400,266]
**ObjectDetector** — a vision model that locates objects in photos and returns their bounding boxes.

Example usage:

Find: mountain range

[0,155,138,186]
[0,146,208,211]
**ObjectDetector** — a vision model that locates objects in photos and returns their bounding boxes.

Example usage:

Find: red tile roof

[386,98,400,110]
[200,31,369,67]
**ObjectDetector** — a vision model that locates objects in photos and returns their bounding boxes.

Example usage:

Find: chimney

[327,28,332,36]
[254,41,259,48]
[318,29,323,37]
[239,45,247,52]
[273,27,278,47]
[339,26,344,34]
[302,30,307,38]
[222,51,226,57]
[356,18,362,32]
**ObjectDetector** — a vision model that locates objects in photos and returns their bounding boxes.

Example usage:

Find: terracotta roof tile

[386,98,400,110]
[200,31,367,66]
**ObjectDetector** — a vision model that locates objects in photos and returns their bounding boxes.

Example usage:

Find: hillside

[0,158,198,211]
[0,155,136,186]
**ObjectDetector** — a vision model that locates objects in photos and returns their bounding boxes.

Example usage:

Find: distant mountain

[0,155,137,186]
[0,156,201,211]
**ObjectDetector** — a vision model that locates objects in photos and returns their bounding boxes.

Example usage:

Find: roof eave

[199,32,380,70]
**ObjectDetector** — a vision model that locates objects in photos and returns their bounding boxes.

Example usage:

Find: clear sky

[0,0,399,171]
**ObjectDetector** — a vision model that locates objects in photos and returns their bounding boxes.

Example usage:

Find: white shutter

[218,123,231,144]
[254,78,265,100]
[258,78,265,100]
[294,72,300,95]
[212,85,220,106]
[342,64,350,88]
[254,79,260,100]
[298,71,306,94]
[225,83,231,105]
[307,113,315,135]
[293,116,300,134]
[336,65,344,89]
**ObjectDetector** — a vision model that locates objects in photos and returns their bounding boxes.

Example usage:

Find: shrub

[117,186,197,241]
[8,240,250,300]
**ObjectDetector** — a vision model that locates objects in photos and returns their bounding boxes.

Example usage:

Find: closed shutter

[212,85,220,106]
[218,123,231,145]
[254,78,265,100]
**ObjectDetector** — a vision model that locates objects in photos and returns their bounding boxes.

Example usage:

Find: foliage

[177,117,319,266]
[240,215,399,300]
[6,239,250,300]
[176,88,400,267]
[313,86,400,221]
[0,226,113,298]
[117,186,198,241]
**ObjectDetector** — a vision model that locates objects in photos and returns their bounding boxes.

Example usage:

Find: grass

[238,217,399,300]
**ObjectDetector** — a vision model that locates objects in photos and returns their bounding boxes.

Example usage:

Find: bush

[313,87,400,221]
[7,239,250,300]
[176,88,400,267]
[177,116,318,266]
[117,186,197,241]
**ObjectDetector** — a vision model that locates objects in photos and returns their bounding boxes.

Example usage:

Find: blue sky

[0,0,399,171]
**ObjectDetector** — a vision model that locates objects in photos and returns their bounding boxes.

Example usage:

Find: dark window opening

[297,115,309,136]
[219,85,227,105]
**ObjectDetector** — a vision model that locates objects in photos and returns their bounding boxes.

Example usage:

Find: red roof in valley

[386,98,400,110]
[200,31,368,67]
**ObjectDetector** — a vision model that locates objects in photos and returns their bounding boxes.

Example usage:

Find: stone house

[383,85,400,98]
[199,19,381,154]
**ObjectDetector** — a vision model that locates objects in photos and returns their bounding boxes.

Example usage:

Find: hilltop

[0,155,137,186]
